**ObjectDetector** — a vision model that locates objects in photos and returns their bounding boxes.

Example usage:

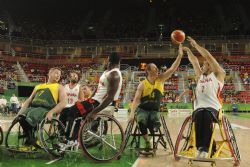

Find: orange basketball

[171,30,185,44]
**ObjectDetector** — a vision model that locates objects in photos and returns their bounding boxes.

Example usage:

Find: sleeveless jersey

[138,78,164,111]
[92,68,122,103]
[31,83,60,109]
[194,73,223,111]
[65,84,80,107]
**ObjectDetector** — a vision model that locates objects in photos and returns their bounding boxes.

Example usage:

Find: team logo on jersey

[200,78,212,83]
[150,92,155,99]
[67,93,77,97]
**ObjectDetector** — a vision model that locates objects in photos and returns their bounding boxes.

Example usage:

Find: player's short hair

[145,63,153,76]
[108,52,121,65]
[69,71,79,76]
[69,71,80,81]
[49,67,62,74]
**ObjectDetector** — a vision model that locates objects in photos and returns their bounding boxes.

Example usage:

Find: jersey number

[201,86,205,93]
[68,98,74,104]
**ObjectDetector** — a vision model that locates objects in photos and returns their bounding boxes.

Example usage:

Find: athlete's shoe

[196,149,201,158]
[19,145,37,152]
[199,151,208,158]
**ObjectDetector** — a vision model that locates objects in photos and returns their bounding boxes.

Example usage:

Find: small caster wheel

[188,160,193,167]
[211,162,216,167]
[233,161,240,166]
[135,151,140,157]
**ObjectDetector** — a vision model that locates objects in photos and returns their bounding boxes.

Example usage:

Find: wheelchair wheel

[39,118,65,157]
[174,116,192,161]
[222,116,240,166]
[124,120,134,148]
[160,115,174,152]
[5,118,38,153]
[79,114,125,162]
[0,126,3,145]
[82,118,108,148]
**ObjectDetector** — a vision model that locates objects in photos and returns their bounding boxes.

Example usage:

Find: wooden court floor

[0,113,250,167]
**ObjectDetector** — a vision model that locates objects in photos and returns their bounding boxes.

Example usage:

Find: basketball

[171,30,185,44]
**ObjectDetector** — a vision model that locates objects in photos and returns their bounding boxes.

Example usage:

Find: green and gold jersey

[138,78,164,111]
[31,83,60,109]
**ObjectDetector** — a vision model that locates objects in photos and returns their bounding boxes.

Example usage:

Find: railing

[3,34,250,44]
[2,34,250,59]
[28,75,46,83]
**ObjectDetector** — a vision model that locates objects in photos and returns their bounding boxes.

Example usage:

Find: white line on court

[45,157,63,164]
[231,123,250,130]
[0,120,12,123]
[132,158,140,167]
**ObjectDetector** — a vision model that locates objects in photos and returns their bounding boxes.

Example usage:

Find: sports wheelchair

[5,110,125,162]
[174,108,240,166]
[125,114,174,156]
[5,115,45,155]
[39,113,125,162]
[5,105,61,155]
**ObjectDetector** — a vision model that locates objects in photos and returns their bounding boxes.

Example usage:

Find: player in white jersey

[65,52,122,140]
[183,36,226,158]
[59,71,84,128]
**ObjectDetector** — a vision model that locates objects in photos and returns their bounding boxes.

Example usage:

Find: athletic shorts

[22,107,49,127]
[136,107,160,129]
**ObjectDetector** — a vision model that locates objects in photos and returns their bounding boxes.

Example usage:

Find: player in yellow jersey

[15,67,67,146]
[129,44,183,150]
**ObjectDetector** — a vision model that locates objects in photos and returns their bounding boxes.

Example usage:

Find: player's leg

[200,110,213,158]
[59,108,70,127]
[24,107,48,146]
[18,108,34,145]
[193,110,203,156]
[148,110,161,133]
[136,108,150,149]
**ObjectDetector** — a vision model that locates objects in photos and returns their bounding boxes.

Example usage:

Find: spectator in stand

[10,94,20,115]
[232,101,238,115]
[0,96,8,115]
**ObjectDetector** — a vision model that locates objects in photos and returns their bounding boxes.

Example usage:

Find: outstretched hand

[182,46,189,52]
[187,36,197,47]
[175,98,180,103]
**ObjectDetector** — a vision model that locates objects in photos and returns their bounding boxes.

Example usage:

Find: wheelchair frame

[5,116,42,154]
[125,114,174,156]
[4,106,126,163]
[174,110,241,166]
[39,113,125,162]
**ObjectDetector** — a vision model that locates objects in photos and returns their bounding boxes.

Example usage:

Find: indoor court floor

[0,113,250,167]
